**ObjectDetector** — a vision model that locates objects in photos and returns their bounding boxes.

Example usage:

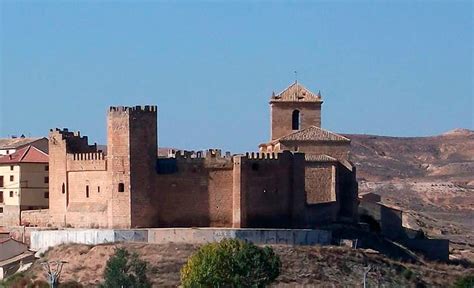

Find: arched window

[292,110,300,130]
[62,183,65,194]
[86,185,89,198]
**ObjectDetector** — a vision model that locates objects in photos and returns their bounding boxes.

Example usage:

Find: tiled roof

[0,137,44,149]
[305,154,338,162]
[279,126,351,142]
[270,82,322,103]
[0,145,48,164]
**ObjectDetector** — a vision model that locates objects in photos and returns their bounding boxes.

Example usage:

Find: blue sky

[1,1,472,152]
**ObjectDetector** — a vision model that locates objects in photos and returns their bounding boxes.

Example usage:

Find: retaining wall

[30,228,331,250]
[148,228,331,245]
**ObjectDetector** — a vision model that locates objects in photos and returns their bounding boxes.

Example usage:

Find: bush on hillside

[100,248,151,288]
[453,274,474,288]
[180,238,281,287]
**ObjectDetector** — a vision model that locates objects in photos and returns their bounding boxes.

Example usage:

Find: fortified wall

[42,105,358,229]
[32,82,359,229]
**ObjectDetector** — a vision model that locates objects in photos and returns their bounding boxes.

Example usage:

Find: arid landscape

[347,128,474,261]
[24,243,471,287]
[7,129,473,287]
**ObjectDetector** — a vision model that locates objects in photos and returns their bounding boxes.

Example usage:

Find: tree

[100,248,151,288]
[181,238,281,287]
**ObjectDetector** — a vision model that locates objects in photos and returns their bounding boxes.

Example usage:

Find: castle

[36,82,358,228]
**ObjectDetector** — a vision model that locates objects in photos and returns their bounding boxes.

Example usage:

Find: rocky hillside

[346,129,474,258]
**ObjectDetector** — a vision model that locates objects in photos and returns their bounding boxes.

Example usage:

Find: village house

[0,146,49,226]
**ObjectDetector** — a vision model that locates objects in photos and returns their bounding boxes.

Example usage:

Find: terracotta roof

[270,82,322,103]
[0,137,44,150]
[0,145,48,164]
[278,126,351,142]
[305,154,338,162]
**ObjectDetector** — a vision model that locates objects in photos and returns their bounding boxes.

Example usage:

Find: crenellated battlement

[172,149,232,160]
[49,128,97,153]
[50,128,84,140]
[66,152,107,172]
[244,152,279,160]
[108,105,157,113]
[68,152,105,161]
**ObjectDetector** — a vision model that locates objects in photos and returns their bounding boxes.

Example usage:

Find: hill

[345,129,474,260]
[21,243,473,287]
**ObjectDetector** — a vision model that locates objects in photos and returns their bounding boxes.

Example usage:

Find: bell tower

[270,82,323,140]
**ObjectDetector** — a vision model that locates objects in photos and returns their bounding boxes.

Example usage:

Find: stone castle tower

[270,82,323,140]
[47,106,158,228]
[107,106,157,228]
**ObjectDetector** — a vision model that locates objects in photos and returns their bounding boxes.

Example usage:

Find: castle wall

[42,99,359,230]
[21,209,51,227]
[237,152,294,228]
[48,129,108,228]
[66,153,106,171]
[154,157,234,227]
[336,161,358,221]
[67,171,109,204]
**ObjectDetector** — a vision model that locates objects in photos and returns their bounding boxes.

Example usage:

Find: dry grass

[26,242,473,287]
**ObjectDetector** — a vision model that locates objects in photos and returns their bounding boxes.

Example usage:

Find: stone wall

[359,201,403,240]
[271,102,322,140]
[305,163,336,204]
[42,105,359,230]
[20,209,51,227]
[154,157,234,227]
[237,153,294,228]
[129,107,158,228]
[2,205,20,226]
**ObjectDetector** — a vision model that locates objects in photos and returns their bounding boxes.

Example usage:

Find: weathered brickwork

[305,164,336,204]
[21,209,51,227]
[31,82,358,229]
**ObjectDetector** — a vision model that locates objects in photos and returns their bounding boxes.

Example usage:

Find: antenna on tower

[294,71,298,84]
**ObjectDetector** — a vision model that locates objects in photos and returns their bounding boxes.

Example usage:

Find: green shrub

[100,248,151,288]
[402,268,414,280]
[0,272,29,288]
[453,274,474,288]
[180,238,281,287]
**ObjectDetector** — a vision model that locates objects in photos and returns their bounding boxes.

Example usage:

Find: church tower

[270,82,323,140]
